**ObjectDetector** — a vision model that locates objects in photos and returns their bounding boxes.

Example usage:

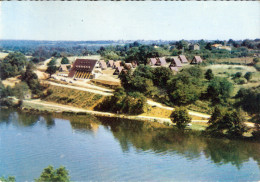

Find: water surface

[0,109,259,181]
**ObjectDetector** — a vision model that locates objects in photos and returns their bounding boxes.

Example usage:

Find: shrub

[205,69,214,80]
[170,107,191,129]
[244,72,252,81]
[206,107,246,137]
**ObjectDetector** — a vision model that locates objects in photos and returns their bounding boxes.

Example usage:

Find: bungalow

[170,57,182,67]
[156,57,167,66]
[68,59,99,79]
[131,61,138,68]
[107,60,114,67]
[190,56,203,64]
[148,58,157,66]
[99,60,107,70]
[124,63,133,70]
[113,61,121,69]
[178,55,188,64]
[189,44,200,51]
[113,66,124,75]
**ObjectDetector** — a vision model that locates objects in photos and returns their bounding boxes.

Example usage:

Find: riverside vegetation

[0,40,260,138]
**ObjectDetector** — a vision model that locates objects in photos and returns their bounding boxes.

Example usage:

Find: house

[107,60,114,67]
[170,57,182,67]
[124,63,133,70]
[113,66,124,75]
[68,59,99,79]
[178,55,188,64]
[113,61,121,69]
[131,61,138,68]
[189,44,200,51]
[58,64,71,72]
[156,57,167,66]
[148,58,157,66]
[190,56,203,64]
[99,60,107,70]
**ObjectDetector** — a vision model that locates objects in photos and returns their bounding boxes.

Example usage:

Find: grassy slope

[44,85,105,110]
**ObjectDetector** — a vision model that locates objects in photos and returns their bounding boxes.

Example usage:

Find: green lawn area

[203,64,260,96]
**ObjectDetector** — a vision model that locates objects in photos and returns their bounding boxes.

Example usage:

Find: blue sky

[1,2,259,41]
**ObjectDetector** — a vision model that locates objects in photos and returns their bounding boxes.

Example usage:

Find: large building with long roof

[68,59,99,79]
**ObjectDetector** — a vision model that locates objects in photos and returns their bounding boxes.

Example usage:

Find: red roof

[178,55,188,63]
[68,59,97,77]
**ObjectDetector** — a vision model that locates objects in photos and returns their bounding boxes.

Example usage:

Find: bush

[206,107,246,137]
[244,72,252,81]
[170,107,191,129]
[205,69,214,80]
[61,57,69,64]
[95,88,147,115]
[206,77,233,104]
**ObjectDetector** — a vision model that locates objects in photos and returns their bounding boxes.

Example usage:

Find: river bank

[2,98,209,131]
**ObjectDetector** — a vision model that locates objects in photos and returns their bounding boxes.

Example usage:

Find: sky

[1,1,260,41]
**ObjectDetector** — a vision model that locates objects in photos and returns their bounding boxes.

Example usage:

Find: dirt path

[147,100,211,119]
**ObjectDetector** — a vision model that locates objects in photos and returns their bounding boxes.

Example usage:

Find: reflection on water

[0,109,259,181]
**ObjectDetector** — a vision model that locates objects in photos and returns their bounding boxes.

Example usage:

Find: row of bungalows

[168,55,203,73]
[148,57,167,66]
[106,60,137,75]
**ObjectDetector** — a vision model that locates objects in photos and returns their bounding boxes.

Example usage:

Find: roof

[178,55,188,63]
[131,61,138,67]
[99,60,107,69]
[158,57,167,66]
[113,61,121,68]
[211,44,222,48]
[108,60,114,66]
[125,63,133,69]
[149,58,157,65]
[68,59,98,77]
[170,67,179,72]
[193,56,203,63]
[172,57,182,67]
[114,66,124,74]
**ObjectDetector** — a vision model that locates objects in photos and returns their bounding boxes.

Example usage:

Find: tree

[0,176,15,182]
[47,58,57,66]
[13,82,30,99]
[61,57,69,64]
[152,67,173,87]
[235,86,260,121]
[206,77,233,104]
[205,69,214,80]
[170,107,191,129]
[244,72,252,82]
[46,59,57,78]
[233,72,242,79]
[206,107,246,136]
[21,63,42,94]
[253,58,260,64]
[35,165,70,182]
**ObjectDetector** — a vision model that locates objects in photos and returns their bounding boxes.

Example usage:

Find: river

[0,109,259,181]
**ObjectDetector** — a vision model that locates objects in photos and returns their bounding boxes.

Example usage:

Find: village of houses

[51,54,203,85]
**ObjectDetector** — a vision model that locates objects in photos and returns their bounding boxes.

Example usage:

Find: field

[203,64,260,96]
[212,57,254,64]
[44,85,105,110]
